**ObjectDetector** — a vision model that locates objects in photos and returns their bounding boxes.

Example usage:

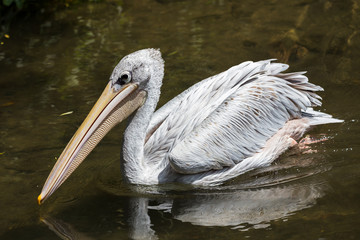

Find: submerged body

[38,49,342,203]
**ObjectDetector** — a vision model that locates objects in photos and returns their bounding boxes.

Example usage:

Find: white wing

[144,60,322,174]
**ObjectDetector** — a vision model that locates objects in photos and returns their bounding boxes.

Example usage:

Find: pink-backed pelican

[38,49,342,204]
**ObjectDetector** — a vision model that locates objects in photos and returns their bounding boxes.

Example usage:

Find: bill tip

[37,194,43,205]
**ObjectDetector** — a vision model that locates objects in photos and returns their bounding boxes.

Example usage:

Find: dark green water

[0,0,359,239]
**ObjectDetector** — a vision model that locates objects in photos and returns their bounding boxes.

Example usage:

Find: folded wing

[145,60,323,174]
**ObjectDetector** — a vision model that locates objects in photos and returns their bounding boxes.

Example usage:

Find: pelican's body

[38,49,342,203]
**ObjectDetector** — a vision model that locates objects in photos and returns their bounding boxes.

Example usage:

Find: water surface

[0,0,359,239]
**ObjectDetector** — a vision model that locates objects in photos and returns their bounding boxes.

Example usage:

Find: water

[0,0,359,239]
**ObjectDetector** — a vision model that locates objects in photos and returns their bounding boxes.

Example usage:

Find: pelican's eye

[117,71,132,85]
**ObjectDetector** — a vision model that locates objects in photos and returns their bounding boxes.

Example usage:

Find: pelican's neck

[122,83,161,184]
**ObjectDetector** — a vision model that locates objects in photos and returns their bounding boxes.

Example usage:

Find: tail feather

[302,108,343,125]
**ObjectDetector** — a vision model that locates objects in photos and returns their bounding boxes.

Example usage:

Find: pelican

[38,49,342,204]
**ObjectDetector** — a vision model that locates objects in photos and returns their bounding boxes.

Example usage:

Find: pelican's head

[38,49,164,204]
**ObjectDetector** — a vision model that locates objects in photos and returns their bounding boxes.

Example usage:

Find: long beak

[38,81,146,204]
